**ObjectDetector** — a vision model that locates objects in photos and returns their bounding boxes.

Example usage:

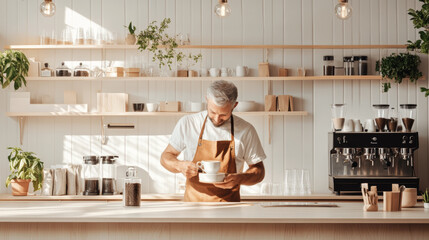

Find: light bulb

[40,0,56,17]
[335,0,352,20]
[214,0,231,17]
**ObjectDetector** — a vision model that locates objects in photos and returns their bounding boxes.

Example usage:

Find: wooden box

[264,95,277,111]
[258,62,270,77]
[188,70,198,77]
[177,70,188,77]
[97,93,129,112]
[160,101,181,112]
[124,68,140,77]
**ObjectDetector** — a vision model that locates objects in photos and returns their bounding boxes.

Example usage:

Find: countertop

[0,200,428,224]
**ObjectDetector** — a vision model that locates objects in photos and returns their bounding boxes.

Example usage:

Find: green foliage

[125,21,137,35]
[375,52,422,93]
[0,50,29,90]
[423,189,429,203]
[5,147,44,192]
[136,18,202,70]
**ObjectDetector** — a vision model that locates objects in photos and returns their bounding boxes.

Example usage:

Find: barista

[160,80,266,202]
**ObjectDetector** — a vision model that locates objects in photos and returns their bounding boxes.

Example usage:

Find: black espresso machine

[328,132,419,195]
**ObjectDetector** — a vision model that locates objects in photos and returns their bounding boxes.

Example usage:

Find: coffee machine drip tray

[329,176,419,195]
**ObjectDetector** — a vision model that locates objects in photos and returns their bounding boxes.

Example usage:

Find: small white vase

[424,202,429,209]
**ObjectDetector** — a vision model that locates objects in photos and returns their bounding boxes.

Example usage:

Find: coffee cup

[364,119,377,132]
[209,68,220,77]
[197,160,221,174]
[401,188,417,208]
[146,103,158,112]
[236,66,249,77]
[199,173,225,183]
[353,119,362,132]
[342,119,354,132]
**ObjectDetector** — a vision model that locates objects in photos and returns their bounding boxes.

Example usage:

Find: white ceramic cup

[353,119,362,132]
[365,119,377,132]
[236,66,249,77]
[197,160,221,174]
[209,68,220,77]
[146,103,158,112]
[342,119,354,132]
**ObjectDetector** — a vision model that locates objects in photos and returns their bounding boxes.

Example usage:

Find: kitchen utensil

[236,66,249,77]
[199,173,225,183]
[197,160,221,174]
[133,103,145,112]
[361,183,378,211]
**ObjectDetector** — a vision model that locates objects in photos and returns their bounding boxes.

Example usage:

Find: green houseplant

[136,18,201,72]
[5,147,44,196]
[125,21,137,45]
[423,189,429,208]
[0,50,29,90]
[375,52,423,93]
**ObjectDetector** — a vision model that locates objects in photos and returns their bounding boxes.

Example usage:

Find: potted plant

[0,50,29,90]
[375,52,423,93]
[125,21,137,45]
[136,18,202,74]
[5,147,44,196]
[177,52,202,77]
[423,189,429,209]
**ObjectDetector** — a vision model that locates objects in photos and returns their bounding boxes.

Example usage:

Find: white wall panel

[1,0,429,195]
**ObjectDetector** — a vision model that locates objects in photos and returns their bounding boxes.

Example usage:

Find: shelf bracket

[18,117,26,146]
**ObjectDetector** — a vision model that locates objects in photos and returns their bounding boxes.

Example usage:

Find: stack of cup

[284,169,311,196]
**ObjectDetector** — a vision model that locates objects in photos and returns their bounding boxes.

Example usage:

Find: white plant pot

[125,34,136,45]
[424,202,429,209]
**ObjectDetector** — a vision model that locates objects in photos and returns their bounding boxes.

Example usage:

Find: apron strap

[198,114,235,145]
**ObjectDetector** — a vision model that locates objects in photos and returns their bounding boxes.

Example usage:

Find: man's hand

[213,173,243,189]
[180,161,198,179]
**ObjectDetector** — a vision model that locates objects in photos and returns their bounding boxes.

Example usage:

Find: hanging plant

[0,50,29,90]
[375,52,423,93]
[136,18,201,71]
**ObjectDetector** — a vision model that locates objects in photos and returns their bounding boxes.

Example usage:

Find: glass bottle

[40,63,54,77]
[123,166,141,206]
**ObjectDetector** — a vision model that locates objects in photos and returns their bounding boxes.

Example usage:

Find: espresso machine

[328,104,419,194]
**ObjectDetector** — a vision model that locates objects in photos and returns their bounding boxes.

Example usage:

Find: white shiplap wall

[0,0,428,194]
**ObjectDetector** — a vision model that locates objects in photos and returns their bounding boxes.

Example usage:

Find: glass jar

[323,55,335,76]
[40,63,54,77]
[353,56,360,75]
[343,57,352,75]
[123,166,141,206]
[399,104,417,132]
[372,104,389,132]
[74,62,91,77]
[83,156,100,195]
[101,156,118,195]
[331,104,346,132]
[388,107,398,132]
[358,56,368,75]
[56,62,72,77]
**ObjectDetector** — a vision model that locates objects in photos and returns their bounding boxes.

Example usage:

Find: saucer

[199,173,225,183]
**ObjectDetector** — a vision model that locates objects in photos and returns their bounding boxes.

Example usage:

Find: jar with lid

[83,156,100,195]
[323,56,335,76]
[123,166,141,206]
[353,56,360,75]
[56,62,72,76]
[343,57,351,75]
[40,63,54,77]
[100,156,118,195]
[358,56,368,75]
[73,62,91,77]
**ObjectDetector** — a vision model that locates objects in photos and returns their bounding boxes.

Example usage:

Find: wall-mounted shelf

[24,75,386,81]
[4,44,407,50]
[6,111,307,117]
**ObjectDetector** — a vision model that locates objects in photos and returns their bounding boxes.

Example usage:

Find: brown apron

[184,115,240,202]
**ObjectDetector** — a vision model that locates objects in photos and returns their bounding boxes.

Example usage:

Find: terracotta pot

[11,179,31,196]
[125,34,136,45]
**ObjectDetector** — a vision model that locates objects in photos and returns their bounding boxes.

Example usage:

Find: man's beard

[208,116,229,127]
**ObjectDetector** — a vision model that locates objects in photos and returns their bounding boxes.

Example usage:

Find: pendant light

[40,0,56,17]
[214,0,231,18]
[335,0,352,20]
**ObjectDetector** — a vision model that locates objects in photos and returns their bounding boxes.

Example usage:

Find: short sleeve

[242,125,266,165]
[169,116,188,152]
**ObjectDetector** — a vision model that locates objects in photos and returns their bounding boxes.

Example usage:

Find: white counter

[1,201,428,224]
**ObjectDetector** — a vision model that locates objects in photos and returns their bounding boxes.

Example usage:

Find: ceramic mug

[197,160,221,174]
[209,68,220,77]
[342,119,354,132]
[236,66,249,77]
[365,119,377,132]
[353,119,362,132]
[146,103,158,112]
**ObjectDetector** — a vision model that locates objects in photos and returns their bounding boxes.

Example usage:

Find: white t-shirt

[169,111,266,173]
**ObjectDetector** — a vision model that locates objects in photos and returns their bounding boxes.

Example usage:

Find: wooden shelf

[5,44,407,50]
[25,75,386,81]
[6,111,308,117]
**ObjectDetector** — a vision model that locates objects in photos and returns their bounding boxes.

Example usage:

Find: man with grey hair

[161,80,266,202]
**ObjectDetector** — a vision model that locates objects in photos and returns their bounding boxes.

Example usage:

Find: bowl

[199,173,225,183]
[133,103,145,112]
[146,103,158,112]
[235,101,256,112]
